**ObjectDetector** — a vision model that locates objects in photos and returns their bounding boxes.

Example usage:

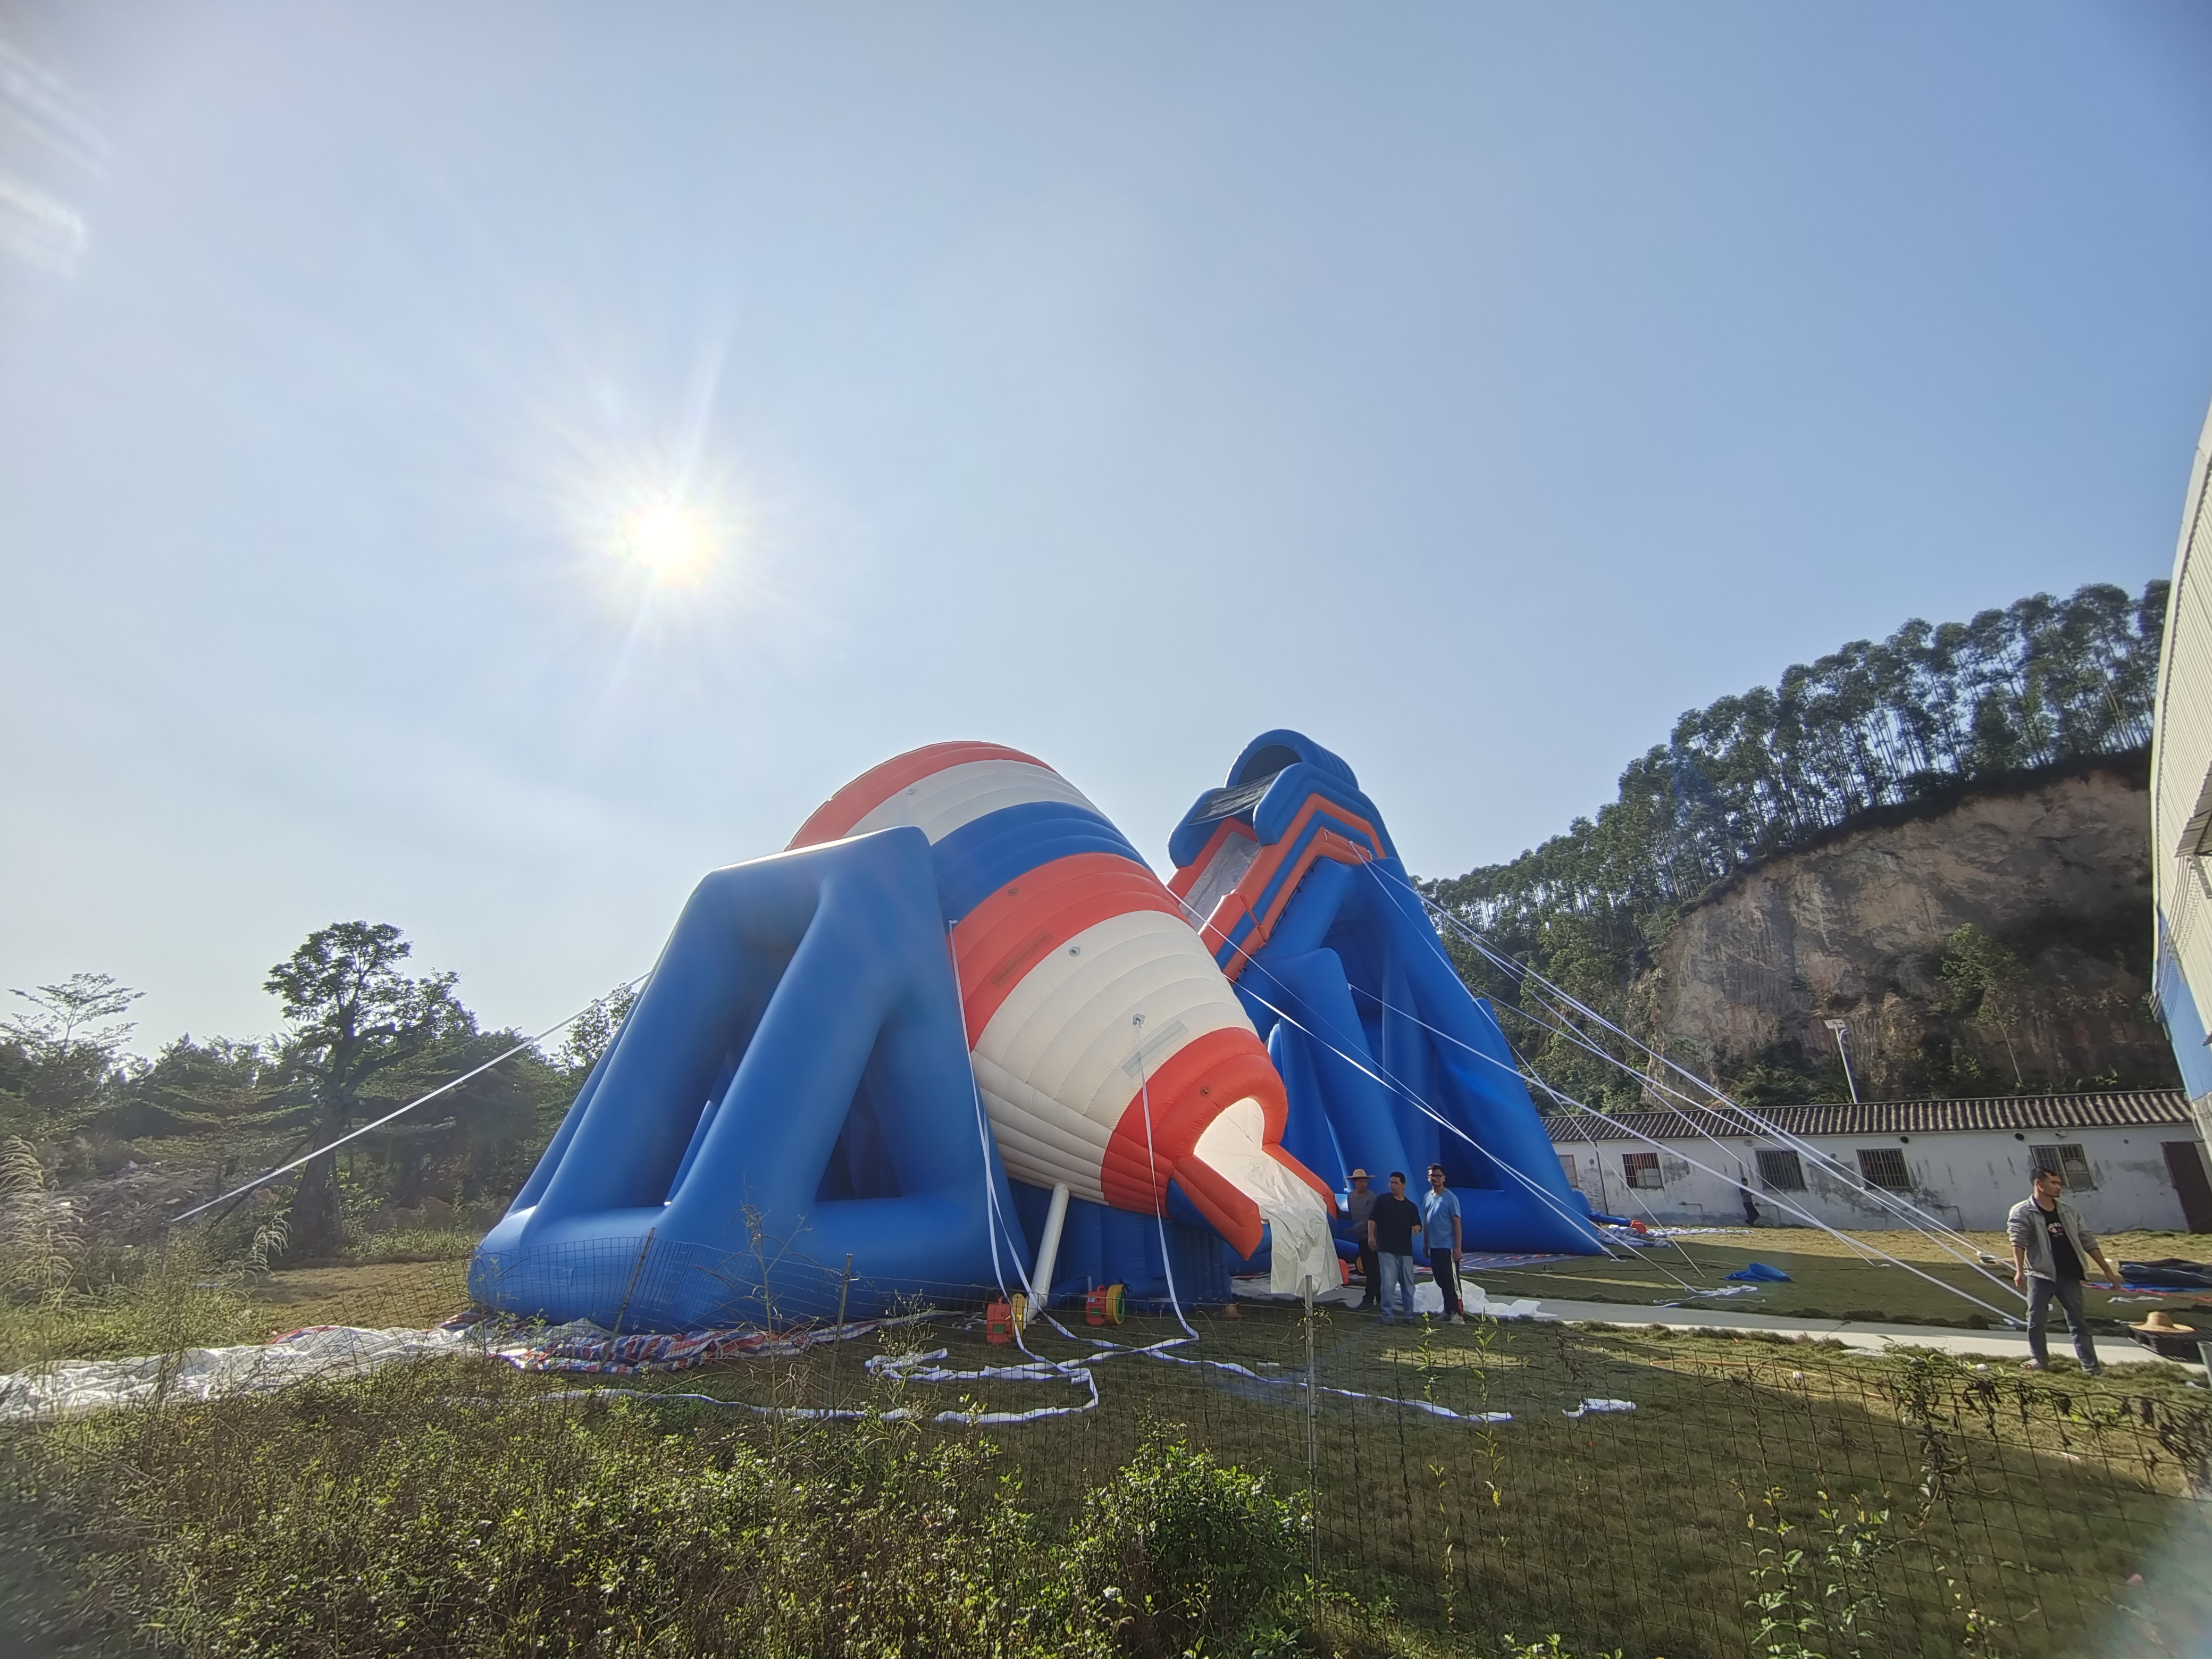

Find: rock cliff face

[1626,758,2177,1102]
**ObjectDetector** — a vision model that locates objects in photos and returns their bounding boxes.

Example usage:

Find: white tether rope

[1396,864,2005,1253]
[1164,853,2021,1324]
[171,974,651,1228]
[1132,1013,1201,1339]
[1168,889,1649,1275]
[1381,866,2025,1300]
[1358,866,2025,1322]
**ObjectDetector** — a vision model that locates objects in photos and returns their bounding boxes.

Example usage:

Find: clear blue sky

[2,3,2209,1053]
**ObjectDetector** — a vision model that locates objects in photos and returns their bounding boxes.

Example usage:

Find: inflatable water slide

[470,731,1598,1330]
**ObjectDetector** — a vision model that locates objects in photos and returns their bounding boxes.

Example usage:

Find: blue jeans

[2026,1275,2099,1369]
[1377,1252,1417,1322]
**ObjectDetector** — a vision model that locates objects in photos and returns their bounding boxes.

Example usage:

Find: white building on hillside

[1546,1091,2212,1235]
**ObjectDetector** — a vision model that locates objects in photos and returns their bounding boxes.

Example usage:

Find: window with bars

[1557,1155,1581,1191]
[1756,1149,1806,1192]
[2030,1144,2096,1191]
[1856,1147,1912,1191]
[1622,1152,1663,1190]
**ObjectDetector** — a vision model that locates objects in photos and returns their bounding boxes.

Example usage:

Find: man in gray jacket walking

[2007,1166,2119,1375]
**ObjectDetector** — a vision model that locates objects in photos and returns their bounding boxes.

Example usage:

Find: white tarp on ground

[0,1324,477,1422]
[0,1291,1545,1425]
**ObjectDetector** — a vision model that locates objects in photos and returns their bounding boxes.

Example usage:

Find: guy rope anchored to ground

[167,973,653,1229]
[1367,864,2032,1323]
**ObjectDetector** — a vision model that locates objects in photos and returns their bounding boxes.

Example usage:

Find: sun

[618,502,712,582]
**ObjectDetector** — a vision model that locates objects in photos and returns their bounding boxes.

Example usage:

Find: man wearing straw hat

[1344,1170,1380,1310]
[2007,1164,2118,1375]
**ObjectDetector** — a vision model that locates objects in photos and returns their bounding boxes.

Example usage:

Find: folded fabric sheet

[1563,1398,1636,1417]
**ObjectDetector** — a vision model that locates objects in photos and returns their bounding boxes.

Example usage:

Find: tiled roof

[1542,1090,2192,1144]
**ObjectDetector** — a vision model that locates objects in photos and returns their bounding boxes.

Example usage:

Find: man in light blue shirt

[1422,1164,1465,1325]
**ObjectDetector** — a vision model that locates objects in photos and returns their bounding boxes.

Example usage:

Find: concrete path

[1513,1293,2198,1369]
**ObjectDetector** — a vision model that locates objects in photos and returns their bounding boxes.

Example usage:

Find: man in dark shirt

[2007,1166,2118,1375]
[1366,1170,1424,1325]
[1344,1170,1380,1309]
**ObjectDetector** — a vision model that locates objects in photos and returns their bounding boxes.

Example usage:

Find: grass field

[0,1251,473,1372]
[1459,1228,2212,1329]
[557,1303,2212,1641]
[5,1238,2211,1656]
[12,1221,2198,1375]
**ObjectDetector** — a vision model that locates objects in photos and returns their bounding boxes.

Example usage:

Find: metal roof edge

[1544,1090,2193,1142]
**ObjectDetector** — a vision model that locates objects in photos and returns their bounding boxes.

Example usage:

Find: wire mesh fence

[453,1243,2212,1658]
[764,1300,2212,1659]
[5,1244,2210,1657]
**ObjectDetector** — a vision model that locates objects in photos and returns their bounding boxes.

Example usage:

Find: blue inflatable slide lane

[1167,732,1597,1268]
[471,733,1597,1332]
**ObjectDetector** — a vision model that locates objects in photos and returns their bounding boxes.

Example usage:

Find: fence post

[610,1227,655,1339]
[827,1252,853,1414]
[1305,1275,1321,1609]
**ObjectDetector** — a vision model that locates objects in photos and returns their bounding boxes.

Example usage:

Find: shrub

[24,1364,1065,1658]
[6,1379,1341,1659]
[1061,1424,1310,1657]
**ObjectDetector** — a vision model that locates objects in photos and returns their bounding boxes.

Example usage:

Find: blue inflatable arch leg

[472,826,1025,1329]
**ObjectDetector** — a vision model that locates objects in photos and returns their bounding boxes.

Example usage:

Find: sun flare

[619,502,712,582]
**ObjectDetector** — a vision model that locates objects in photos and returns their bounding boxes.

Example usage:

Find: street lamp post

[1823,1018,1861,1104]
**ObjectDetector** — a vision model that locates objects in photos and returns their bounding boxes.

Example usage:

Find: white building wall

[2154,399,2212,1131]
[1555,1125,2196,1233]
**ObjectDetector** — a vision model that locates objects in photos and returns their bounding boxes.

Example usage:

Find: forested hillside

[1427,581,2172,1108]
